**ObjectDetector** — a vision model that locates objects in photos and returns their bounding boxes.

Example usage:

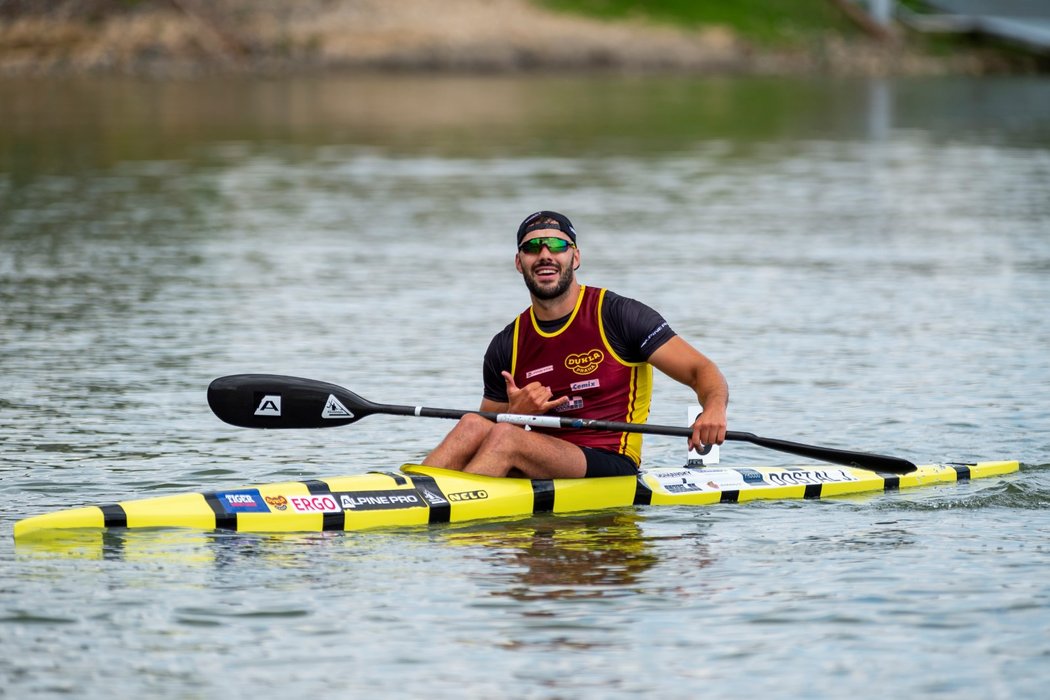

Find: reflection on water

[446,512,668,601]
[14,510,707,597]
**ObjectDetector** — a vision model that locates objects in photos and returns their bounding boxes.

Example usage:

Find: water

[2,74,1049,698]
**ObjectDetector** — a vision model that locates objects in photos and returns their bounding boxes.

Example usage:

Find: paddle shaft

[377,402,915,472]
[206,374,918,473]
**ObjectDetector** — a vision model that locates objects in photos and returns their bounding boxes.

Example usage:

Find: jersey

[483,286,676,465]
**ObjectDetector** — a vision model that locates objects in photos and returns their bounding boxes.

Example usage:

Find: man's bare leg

[462,423,587,479]
[423,413,494,470]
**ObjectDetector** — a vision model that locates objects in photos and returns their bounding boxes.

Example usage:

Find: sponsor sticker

[651,468,757,494]
[216,489,270,513]
[650,467,859,494]
[564,349,604,376]
[287,494,341,514]
[525,365,554,379]
[735,468,766,485]
[447,490,489,502]
[765,469,858,486]
[416,484,449,507]
[322,394,354,419]
[265,495,288,511]
[554,397,584,412]
[665,483,707,494]
[254,394,281,416]
[336,490,425,511]
[570,379,600,392]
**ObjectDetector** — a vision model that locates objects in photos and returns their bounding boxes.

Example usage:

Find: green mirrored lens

[519,237,572,254]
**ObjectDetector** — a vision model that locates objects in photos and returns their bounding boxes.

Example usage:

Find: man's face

[515,229,579,301]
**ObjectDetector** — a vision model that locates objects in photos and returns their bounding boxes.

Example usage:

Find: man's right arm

[480,322,566,414]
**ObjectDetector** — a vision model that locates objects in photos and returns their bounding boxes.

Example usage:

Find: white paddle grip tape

[496,414,562,429]
[414,406,423,416]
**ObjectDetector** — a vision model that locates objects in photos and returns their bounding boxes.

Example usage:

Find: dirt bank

[0,0,1023,77]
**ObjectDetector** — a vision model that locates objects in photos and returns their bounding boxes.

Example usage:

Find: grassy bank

[538,0,860,45]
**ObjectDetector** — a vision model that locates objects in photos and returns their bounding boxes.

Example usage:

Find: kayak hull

[13,460,1020,540]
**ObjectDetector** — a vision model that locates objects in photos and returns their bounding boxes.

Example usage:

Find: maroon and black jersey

[483,286,675,465]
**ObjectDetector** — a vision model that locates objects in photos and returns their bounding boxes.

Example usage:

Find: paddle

[207,374,918,473]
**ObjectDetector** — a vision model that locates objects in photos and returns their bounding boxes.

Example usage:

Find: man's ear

[514,253,523,273]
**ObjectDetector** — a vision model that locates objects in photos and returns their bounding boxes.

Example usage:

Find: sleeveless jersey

[511,286,652,465]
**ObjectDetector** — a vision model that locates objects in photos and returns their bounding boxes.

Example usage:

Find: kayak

[13,460,1019,540]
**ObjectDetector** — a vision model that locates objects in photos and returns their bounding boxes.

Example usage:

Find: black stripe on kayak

[410,475,451,524]
[951,465,972,482]
[633,476,653,506]
[804,484,822,499]
[883,476,901,491]
[369,471,408,486]
[304,480,345,531]
[720,490,739,504]
[203,493,236,530]
[99,503,127,529]
[531,480,555,513]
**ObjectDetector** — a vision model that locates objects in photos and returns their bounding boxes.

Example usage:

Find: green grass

[536,0,860,45]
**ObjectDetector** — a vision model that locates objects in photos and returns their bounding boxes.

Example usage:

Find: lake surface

[2,73,1049,698]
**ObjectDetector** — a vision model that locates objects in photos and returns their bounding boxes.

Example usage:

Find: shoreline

[0,0,1039,80]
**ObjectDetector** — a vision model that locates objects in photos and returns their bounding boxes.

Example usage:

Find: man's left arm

[647,336,729,451]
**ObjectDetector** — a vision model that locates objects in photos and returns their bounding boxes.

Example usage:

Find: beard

[522,261,574,300]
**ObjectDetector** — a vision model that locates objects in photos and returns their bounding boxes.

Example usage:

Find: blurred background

[1,0,1048,76]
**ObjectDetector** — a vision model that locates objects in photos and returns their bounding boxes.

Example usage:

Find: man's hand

[690,403,727,452]
[503,371,569,415]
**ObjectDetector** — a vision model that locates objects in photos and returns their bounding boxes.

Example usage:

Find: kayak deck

[13,460,1020,540]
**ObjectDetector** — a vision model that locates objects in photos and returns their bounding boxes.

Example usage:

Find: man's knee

[457,412,494,438]
[481,422,526,450]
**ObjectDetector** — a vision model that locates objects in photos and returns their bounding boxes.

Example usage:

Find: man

[425,210,728,479]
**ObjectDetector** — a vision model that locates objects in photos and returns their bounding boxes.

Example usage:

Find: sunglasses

[518,237,576,254]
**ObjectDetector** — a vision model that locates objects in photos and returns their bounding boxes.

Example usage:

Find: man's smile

[531,261,561,279]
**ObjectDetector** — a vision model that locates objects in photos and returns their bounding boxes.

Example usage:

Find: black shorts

[581,447,639,478]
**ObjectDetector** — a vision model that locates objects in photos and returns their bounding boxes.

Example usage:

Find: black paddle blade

[726,432,916,473]
[207,374,378,429]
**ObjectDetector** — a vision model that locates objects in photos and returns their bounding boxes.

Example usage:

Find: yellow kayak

[13,460,1020,540]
